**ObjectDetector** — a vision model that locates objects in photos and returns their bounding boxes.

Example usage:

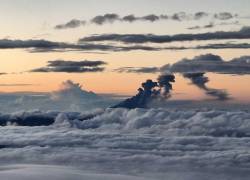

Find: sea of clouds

[1,108,250,179]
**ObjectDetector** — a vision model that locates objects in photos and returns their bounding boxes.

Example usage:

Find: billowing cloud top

[164,54,250,75]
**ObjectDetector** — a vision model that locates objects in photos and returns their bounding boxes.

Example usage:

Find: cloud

[214,12,237,20]
[30,60,106,73]
[1,38,250,54]
[114,67,160,74]
[187,23,214,30]
[141,14,160,22]
[188,21,240,30]
[2,107,250,180]
[91,13,120,25]
[163,53,250,75]
[194,12,209,20]
[0,72,7,75]
[79,26,250,44]
[55,19,86,29]
[54,12,238,29]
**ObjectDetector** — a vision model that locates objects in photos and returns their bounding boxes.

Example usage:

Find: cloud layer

[164,53,250,74]
[30,60,106,73]
[54,12,238,29]
[79,26,250,44]
[1,108,250,180]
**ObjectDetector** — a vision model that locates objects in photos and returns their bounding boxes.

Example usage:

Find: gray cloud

[0,72,7,75]
[188,21,240,30]
[115,67,160,74]
[79,26,250,44]
[116,54,250,75]
[194,12,209,20]
[30,60,106,73]
[55,19,86,29]
[188,23,214,30]
[141,14,160,22]
[54,12,237,29]
[214,12,237,20]
[91,13,120,25]
[163,54,250,75]
[1,38,250,54]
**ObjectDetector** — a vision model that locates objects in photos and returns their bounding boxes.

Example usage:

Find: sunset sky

[0,0,250,102]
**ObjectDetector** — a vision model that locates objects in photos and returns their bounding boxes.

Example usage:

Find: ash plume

[183,72,229,100]
[112,74,175,109]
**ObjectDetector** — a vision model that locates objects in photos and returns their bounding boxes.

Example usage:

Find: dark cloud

[55,19,86,29]
[91,13,120,25]
[79,26,250,44]
[0,73,7,75]
[141,14,160,22]
[54,12,237,29]
[112,74,175,109]
[188,23,214,30]
[183,72,230,100]
[115,67,160,74]
[194,12,209,20]
[30,60,106,73]
[196,42,250,49]
[122,15,137,22]
[163,54,250,75]
[0,39,64,49]
[171,12,189,21]
[1,38,250,54]
[188,21,240,30]
[214,12,237,20]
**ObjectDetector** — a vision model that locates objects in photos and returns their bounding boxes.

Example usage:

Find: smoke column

[183,72,229,100]
[112,74,175,109]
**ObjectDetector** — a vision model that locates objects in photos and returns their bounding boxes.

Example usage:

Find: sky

[0,0,250,102]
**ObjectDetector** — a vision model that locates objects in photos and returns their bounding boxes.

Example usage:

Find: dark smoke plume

[183,72,229,100]
[112,74,175,109]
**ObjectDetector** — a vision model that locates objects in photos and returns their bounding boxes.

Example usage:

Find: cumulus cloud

[30,60,106,73]
[55,19,86,29]
[163,53,250,75]
[1,107,250,180]
[79,26,250,44]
